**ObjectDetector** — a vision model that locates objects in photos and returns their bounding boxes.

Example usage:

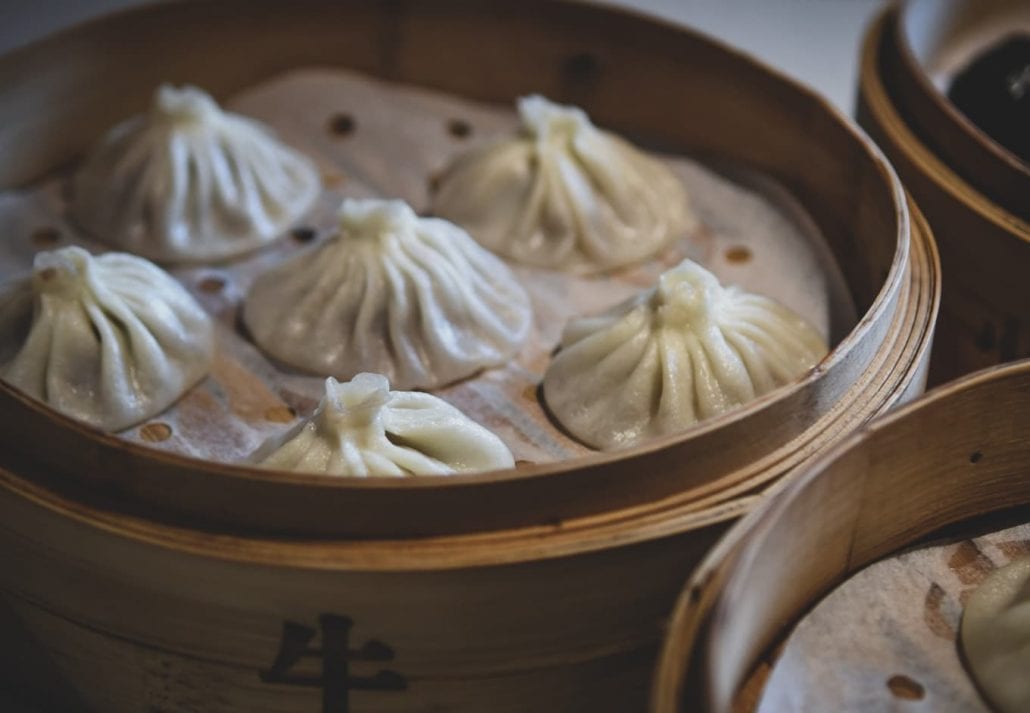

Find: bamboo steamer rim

[0,0,925,537]
[650,358,1030,713]
[894,0,1030,214]
[0,460,755,572]
[870,5,1030,243]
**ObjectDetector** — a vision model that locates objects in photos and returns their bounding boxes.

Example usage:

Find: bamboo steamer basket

[0,1,938,711]
[0,0,941,541]
[858,4,1030,385]
[892,0,1030,222]
[652,358,1030,713]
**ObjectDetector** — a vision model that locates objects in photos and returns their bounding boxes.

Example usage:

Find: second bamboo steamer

[858,3,1030,384]
[0,1,938,711]
[652,360,1030,712]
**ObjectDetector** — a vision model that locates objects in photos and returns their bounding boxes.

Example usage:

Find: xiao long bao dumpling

[71,84,320,263]
[0,246,214,431]
[431,94,696,274]
[543,259,827,450]
[253,373,515,476]
[960,556,1030,713]
[243,198,532,390]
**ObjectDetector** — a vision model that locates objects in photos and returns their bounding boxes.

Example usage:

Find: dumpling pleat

[568,133,649,263]
[656,328,697,432]
[546,309,654,445]
[293,251,346,335]
[436,142,531,254]
[311,260,361,365]
[721,329,777,394]
[694,322,755,406]
[87,301,146,420]
[529,148,580,266]
[377,439,451,476]
[47,301,106,417]
[3,295,55,399]
[397,234,506,371]
[163,133,193,251]
[207,140,242,220]
[381,243,431,386]
[352,253,390,369]
[551,147,611,262]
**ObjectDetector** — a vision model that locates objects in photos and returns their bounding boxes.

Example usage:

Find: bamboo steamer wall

[652,359,1030,713]
[0,1,938,711]
[0,476,743,713]
[857,4,1030,384]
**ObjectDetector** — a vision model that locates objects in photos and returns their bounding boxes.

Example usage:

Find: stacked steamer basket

[857,0,1030,384]
[652,359,1030,713]
[0,1,937,712]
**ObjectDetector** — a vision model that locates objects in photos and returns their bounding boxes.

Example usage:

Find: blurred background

[0,0,885,114]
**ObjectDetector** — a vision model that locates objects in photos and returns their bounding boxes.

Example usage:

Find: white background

[0,0,887,114]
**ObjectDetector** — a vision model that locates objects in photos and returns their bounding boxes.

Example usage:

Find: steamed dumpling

[0,246,214,431]
[431,94,695,274]
[243,198,532,390]
[542,259,827,449]
[961,556,1030,713]
[71,84,320,262]
[253,372,514,476]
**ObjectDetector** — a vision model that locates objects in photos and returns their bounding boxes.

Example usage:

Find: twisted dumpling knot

[518,94,593,143]
[320,373,392,433]
[31,246,92,299]
[152,85,222,126]
[337,198,418,242]
[655,261,720,327]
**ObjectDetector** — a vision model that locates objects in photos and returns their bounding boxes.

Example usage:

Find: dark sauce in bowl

[948,34,1030,165]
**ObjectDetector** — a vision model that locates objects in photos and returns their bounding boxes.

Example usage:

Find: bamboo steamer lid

[858,4,1030,384]
[0,1,939,711]
[652,359,1030,713]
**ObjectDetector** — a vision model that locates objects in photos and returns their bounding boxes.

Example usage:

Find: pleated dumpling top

[543,259,828,449]
[432,94,696,274]
[0,246,214,431]
[243,198,532,390]
[71,84,320,262]
[253,373,515,476]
